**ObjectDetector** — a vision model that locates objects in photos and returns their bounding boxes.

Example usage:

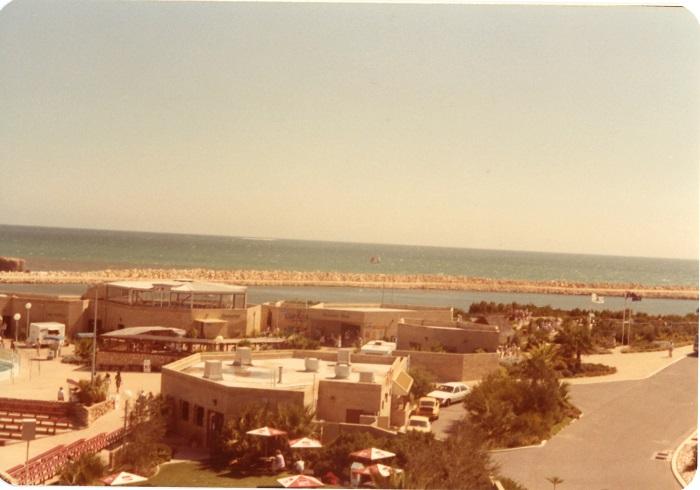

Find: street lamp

[13,313,21,343]
[24,303,32,342]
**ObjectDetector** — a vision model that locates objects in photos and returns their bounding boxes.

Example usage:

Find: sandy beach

[0,269,696,300]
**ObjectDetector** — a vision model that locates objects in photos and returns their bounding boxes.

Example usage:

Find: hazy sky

[1,1,698,259]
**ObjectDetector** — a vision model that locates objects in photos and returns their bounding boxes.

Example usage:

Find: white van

[28,322,66,346]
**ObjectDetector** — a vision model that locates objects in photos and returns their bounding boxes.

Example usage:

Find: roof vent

[203,360,223,380]
[305,358,319,372]
[337,349,352,365]
[359,371,375,383]
[335,364,350,379]
[234,347,252,366]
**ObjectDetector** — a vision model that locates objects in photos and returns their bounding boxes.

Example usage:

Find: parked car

[414,396,440,420]
[426,382,470,406]
[406,415,431,433]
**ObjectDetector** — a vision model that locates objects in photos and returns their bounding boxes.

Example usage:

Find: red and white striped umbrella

[102,471,147,486]
[277,474,325,488]
[288,437,323,449]
[349,447,396,461]
[246,426,287,437]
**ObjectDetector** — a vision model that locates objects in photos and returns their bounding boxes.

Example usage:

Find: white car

[426,382,470,406]
[406,415,431,433]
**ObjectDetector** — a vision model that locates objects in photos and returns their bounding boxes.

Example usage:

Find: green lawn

[134,461,290,488]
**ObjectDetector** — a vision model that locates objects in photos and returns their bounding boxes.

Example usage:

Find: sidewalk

[565,345,694,385]
[0,345,162,471]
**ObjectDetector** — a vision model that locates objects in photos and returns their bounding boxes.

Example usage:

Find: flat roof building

[161,349,413,448]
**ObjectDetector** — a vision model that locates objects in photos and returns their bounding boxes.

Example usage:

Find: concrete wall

[0,293,90,339]
[96,350,182,371]
[316,379,385,423]
[396,322,499,353]
[395,350,499,382]
[99,301,247,338]
[161,354,312,446]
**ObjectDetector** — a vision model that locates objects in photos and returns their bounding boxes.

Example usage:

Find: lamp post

[24,302,32,342]
[13,313,21,343]
[91,289,98,383]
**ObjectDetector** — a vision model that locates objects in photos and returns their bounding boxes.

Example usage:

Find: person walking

[105,373,112,393]
[115,370,122,393]
[669,341,674,358]
[57,387,65,401]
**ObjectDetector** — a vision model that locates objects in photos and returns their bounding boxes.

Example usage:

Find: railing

[6,427,128,485]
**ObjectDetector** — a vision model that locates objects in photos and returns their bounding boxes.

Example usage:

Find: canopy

[101,326,186,338]
[102,471,147,486]
[288,437,323,449]
[277,475,324,488]
[349,447,396,461]
[246,426,287,437]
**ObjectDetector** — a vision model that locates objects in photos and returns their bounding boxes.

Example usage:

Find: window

[181,401,190,421]
[195,405,205,427]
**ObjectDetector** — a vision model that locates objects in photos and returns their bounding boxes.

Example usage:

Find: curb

[489,439,547,454]
[671,429,696,488]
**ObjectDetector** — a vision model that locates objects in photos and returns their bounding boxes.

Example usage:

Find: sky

[0,1,698,260]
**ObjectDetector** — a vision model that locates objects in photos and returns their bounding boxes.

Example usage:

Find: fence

[5,427,128,485]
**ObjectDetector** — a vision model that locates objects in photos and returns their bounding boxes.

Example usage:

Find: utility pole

[91,288,98,383]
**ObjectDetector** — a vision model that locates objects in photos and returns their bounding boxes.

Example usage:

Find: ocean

[0,225,697,315]
[0,225,697,285]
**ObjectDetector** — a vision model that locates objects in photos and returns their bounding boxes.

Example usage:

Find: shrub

[76,375,109,406]
[282,334,320,350]
[59,453,106,486]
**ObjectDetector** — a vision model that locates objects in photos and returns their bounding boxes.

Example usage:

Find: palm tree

[555,320,593,372]
[520,344,561,384]
[547,475,564,489]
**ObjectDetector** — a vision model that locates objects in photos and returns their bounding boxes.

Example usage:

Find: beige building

[0,292,90,339]
[396,319,500,353]
[161,349,413,447]
[263,301,454,345]
[87,281,258,338]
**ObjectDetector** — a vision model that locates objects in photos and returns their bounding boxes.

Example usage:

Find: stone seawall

[0,268,696,299]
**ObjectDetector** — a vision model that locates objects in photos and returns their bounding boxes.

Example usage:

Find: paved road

[493,355,698,490]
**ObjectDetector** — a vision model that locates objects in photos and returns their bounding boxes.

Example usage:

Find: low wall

[70,399,115,428]
[395,350,499,381]
[320,421,397,444]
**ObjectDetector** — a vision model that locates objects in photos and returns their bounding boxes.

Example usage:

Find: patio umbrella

[247,426,288,457]
[288,437,323,449]
[102,471,147,486]
[349,447,396,462]
[247,426,288,437]
[277,475,324,488]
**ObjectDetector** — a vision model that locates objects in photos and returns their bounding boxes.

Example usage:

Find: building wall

[396,350,499,382]
[0,294,90,339]
[99,302,247,338]
[262,302,454,342]
[316,379,385,423]
[396,323,499,353]
[161,358,312,445]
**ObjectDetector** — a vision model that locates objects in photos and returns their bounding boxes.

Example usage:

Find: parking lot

[430,402,467,440]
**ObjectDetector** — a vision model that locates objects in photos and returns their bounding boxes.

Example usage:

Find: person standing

[57,387,65,401]
[105,373,112,393]
[115,370,122,393]
[669,340,674,358]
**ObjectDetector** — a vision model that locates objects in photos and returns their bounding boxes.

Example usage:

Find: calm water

[1,284,697,316]
[1,225,697,286]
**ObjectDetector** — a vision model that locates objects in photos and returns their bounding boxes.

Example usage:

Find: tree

[554,321,594,372]
[546,475,564,489]
[59,453,106,486]
[118,394,171,474]
[409,366,437,399]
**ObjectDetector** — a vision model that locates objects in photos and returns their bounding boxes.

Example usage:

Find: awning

[392,370,413,397]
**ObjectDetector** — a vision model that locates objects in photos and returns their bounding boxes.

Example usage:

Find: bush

[685,444,697,472]
[499,477,529,490]
[119,395,171,475]
[76,375,109,406]
[282,334,320,350]
[561,363,616,378]
[59,453,106,486]
[73,339,93,364]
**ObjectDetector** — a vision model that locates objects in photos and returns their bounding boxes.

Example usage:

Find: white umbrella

[277,474,324,488]
[102,471,147,486]
[288,437,323,449]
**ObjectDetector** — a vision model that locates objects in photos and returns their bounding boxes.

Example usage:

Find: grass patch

[133,461,289,487]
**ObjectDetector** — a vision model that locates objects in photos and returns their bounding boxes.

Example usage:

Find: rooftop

[106,280,247,294]
[176,355,393,390]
